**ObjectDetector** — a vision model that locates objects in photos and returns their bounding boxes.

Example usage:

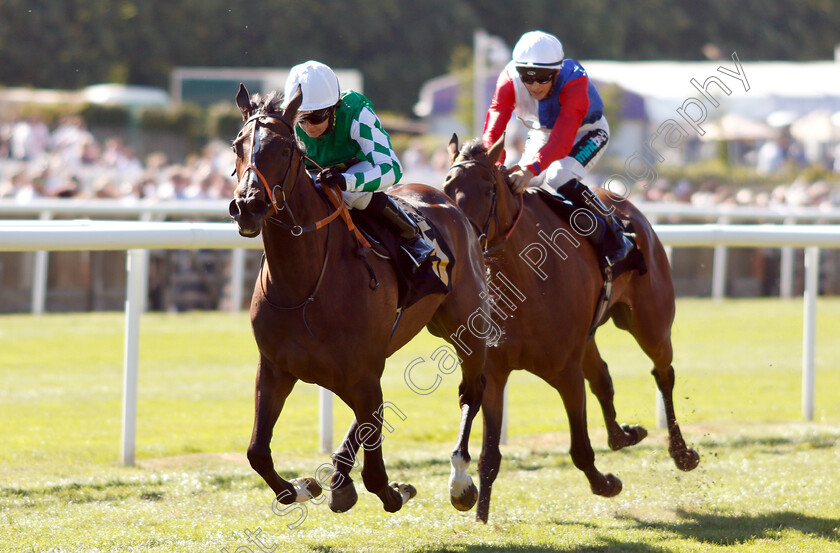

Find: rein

[449,158,523,256]
[237,110,375,334]
[241,112,370,247]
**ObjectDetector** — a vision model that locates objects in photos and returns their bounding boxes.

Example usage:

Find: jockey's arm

[342,107,403,193]
[527,75,590,176]
[482,72,516,166]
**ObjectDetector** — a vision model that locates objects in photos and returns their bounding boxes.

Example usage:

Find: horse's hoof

[591,473,622,497]
[672,447,700,471]
[377,483,405,513]
[391,482,417,505]
[622,424,648,445]
[450,480,478,511]
[328,482,358,513]
[289,477,322,501]
[609,424,649,450]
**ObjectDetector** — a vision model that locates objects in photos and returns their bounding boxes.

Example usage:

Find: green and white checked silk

[344,105,403,193]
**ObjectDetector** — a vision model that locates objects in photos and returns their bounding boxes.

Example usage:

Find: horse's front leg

[247,357,319,504]
[551,364,623,498]
[449,341,486,512]
[476,364,509,523]
[582,339,647,450]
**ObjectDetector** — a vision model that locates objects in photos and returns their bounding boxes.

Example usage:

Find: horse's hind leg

[327,419,361,513]
[247,357,320,504]
[582,338,647,450]
[618,301,699,471]
[476,363,510,523]
[548,366,622,497]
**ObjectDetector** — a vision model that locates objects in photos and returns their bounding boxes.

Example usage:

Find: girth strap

[587,264,613,339]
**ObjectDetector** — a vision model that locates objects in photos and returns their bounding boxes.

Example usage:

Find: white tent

[790,110,840,143]
[701,113,778,141]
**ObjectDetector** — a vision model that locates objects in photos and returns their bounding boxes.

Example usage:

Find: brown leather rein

[241,112,369,247]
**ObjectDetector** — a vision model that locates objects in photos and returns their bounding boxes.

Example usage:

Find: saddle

[529,187,647,279]
[310,176,452,311]
[350,196,453,310]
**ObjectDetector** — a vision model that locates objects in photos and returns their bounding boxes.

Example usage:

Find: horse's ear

[236,83,251,120]
[487,133,506,165]
[447,133,459,164]
[283,84,303,120]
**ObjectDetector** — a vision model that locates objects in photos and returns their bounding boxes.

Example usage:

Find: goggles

[517,67,557,85]
[300,107,332,125]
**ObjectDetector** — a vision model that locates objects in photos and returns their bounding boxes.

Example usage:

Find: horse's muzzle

[229,197,268,237]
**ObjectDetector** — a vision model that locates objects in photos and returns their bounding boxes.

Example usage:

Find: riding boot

[368,193,435,268]
[556,179,633,266]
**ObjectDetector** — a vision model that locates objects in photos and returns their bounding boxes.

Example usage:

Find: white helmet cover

[512,31,564,69]
[282,60,341,111]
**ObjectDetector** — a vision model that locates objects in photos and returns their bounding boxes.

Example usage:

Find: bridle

[240,112,331,235]
[238,111,369,245]
[235,110,372,334]
[448,157,523,256]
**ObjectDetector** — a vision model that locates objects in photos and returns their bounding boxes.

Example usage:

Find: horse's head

[229,83,304,237]
[443,133,509,244]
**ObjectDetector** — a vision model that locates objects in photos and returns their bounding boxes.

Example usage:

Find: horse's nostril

[228,199,241,218]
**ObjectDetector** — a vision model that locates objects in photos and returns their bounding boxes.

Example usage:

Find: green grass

[1,299,839,552]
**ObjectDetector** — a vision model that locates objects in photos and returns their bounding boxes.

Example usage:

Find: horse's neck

[260,175,341,296]
[491,174,518,240]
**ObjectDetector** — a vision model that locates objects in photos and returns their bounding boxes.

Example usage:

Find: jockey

[282,60,434,269]
[482,30,632,266]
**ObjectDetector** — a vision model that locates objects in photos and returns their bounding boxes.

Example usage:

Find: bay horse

[228,84,488,514]
[444,134,699,522]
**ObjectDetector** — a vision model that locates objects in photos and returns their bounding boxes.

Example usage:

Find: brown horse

[228,84,488,514]
[444,134,699,522]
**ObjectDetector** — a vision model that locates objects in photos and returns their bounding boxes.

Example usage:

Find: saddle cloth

[350,195,454,310]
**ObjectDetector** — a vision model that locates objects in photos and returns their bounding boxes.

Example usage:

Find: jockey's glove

[318,167,346,191]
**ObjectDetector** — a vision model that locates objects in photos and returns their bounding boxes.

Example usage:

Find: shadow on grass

[696,432,839,452]
[621,509,839,545]
[414,540,666,553]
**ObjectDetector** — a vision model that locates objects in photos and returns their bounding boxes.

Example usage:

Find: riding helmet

[282,60,341,111]
[512,31,565,69]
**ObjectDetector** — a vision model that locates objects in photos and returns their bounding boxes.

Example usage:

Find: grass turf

[1,298,838,552]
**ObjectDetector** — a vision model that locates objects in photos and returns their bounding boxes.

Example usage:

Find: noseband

[238,112,368,244]
[448,158,524,256]
[242,112,298,215]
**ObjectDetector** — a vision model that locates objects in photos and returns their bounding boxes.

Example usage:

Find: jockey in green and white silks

[282,61,433,268]
[294,89,402,209]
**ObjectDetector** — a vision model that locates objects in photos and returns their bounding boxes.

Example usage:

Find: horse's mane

[458,138,512,186]
[251,91,283,115]
[459,138,488,161]
[241,91,307,154]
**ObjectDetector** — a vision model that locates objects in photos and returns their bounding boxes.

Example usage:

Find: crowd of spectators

[633,176,840,212]
[2,114,839,214]
[0,115,236,202]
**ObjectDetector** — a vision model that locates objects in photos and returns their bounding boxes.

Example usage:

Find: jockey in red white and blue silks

[482,30,631,266]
